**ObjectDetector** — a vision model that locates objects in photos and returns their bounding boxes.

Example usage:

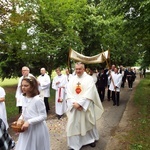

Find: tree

[0,0,149,79]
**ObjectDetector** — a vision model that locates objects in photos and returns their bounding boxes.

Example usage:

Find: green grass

[0,78,18,86]
[125,73,150,150]
[5,86,18,120]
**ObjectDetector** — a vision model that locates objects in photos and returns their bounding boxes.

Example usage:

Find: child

[15,76,50,150]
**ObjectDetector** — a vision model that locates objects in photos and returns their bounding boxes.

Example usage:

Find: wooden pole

[68,48,72,73]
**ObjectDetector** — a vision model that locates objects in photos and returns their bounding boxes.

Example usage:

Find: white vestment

[91,73,97,83]
[66,72,104,150]
[109,73,122,92]
[0,87,8,129]
[15,95,50,150]
[37,73,51,100]
[52,74,67,115]
[64,74,73,100]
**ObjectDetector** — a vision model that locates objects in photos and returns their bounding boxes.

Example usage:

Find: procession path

[9,76,140,150]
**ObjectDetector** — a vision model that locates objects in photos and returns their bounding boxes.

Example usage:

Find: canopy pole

[68,48,72,73]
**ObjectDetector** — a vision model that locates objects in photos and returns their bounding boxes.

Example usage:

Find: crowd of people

[0,63,137,150]
[92,65,137,106]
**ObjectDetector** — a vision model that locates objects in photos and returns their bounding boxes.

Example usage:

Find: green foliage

[0,0,149,79]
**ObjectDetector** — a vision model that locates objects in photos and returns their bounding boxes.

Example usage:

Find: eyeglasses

[22,70,28,71]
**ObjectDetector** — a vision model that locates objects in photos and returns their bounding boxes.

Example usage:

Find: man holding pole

[109,67,122,106]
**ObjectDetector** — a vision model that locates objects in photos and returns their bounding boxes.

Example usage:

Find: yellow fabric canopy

[69,48,110,64]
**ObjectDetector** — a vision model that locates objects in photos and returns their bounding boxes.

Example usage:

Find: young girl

[15,76,50,150]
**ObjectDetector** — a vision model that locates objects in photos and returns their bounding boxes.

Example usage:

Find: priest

[66,62,104,150]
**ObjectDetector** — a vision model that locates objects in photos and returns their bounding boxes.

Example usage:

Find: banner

[69,48,110,64]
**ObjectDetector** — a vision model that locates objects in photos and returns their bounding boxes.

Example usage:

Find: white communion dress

[15,95,50,150]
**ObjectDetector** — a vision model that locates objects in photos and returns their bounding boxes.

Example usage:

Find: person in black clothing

[107,70,111,101]
[96,69,107,102]
[126,67,135,90]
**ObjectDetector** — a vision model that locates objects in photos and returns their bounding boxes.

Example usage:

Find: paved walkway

[10,77,140,150]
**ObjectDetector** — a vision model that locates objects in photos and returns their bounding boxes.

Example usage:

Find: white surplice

[109,72,122,92]
[52,74,67,115]
[66,72,104,150]
[0,87,8,129]
[15,95,50,150]
[37,73,51,100]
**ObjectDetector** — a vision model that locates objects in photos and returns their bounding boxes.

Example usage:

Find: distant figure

[0,86,9,130]
[119,65,126,88]
[65,68,73,82]
[139,69,143,78]
[107,70,111,101]
[15,66,34,114]
[126,67,136,90]
[96,69,107,102]
[133,68,136,75]
[37,68,51,114]
[89,69,98,84]
[143,68,146,78]
[52,67,67,119]
[64,68,73,100]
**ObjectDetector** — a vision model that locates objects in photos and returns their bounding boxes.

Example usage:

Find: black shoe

[113,103,116,106]
[57,115,62,119]
[89,142,96,147]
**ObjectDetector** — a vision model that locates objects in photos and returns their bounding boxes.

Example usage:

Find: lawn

[124,73,150,150]
[0,78,18,86]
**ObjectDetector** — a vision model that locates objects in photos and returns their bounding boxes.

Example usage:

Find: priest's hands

[73,102,83,111]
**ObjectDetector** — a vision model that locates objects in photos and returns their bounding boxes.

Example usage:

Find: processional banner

[69,48,110,64]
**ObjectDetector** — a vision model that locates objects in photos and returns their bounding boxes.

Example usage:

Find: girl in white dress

[15,76,50,150]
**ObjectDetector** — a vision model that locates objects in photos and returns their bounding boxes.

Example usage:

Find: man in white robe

[37,68,51,114]
[109,67,123,106]
[15,66,34,113]
[52,67,67,119]
[66,62,104,150]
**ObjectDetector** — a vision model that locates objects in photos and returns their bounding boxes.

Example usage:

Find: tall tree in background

[0,0,149,79]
